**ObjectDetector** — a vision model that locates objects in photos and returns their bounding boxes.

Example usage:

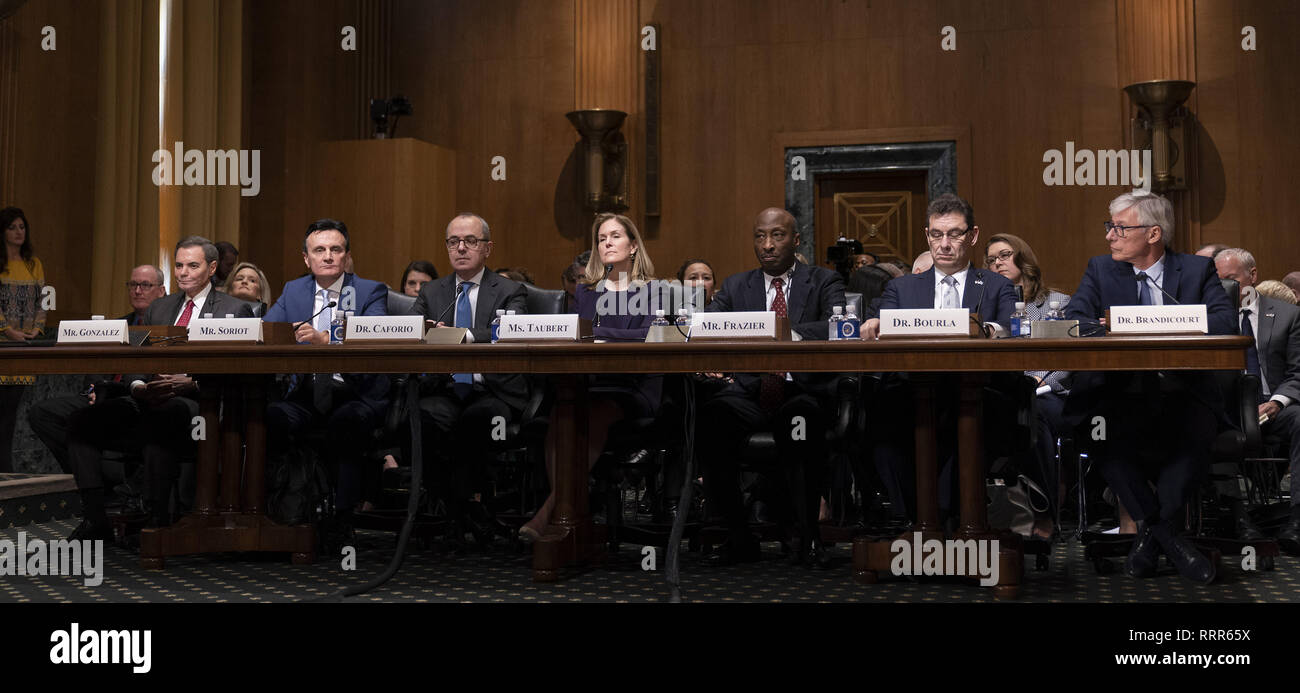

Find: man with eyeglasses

[124,265,167,324]
[263,219,389,542]
[407,213,529,545]
[1064,190,1234,584]
[29,265,168,482]
[861,193,1018,526]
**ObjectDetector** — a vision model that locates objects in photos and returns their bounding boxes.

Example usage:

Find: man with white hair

[1065,191,1235,584]
[1215,248,1300,555]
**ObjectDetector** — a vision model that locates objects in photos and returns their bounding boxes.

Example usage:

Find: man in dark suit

[1065,191,1234,583]
[65,239,254,539]
[1215,248,1300,554]
[861,193,1018,524]
[262,219,388,528]
[409,213,528,540]
[697,207,846,566]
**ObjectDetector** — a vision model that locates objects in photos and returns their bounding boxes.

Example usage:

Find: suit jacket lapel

[746,270,766,312]
[474,274,497,328]
[1258,295,1276,360]
[787,263,813,320]
[919,268,937,309]
[1164,252,1182,304]
[963,266,984,312]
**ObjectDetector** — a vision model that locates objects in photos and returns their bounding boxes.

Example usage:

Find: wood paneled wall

[0,0,98,319]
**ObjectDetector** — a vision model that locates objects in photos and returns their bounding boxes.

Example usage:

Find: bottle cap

[833,306,843,314]
[655,309,665,316]
[496,309,505,316]
[1015,302,1026,310]
[91,315,105,321]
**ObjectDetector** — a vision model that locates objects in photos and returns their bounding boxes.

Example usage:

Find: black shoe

[705,539,761,566]
[789,536,832,570]
[1229,500,1267,542]
[1276,518,1300,556]
[621,448,651,466]
[68,519,113,542]
[1151,523,1215,584]
[1124,522,1160,578]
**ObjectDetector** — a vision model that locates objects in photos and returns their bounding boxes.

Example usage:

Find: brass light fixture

[1124,79,1196,192]
[566,109,628,212]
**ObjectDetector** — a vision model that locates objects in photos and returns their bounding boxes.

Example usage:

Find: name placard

[497,314,580,341]
[690,311,777,340]
[346,315,424,342]
[187,317,263,343]
[878,309,972,338]
[1108,305,1208,334]
[57,320,130,344]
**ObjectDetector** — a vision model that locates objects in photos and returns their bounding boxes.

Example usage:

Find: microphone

[1135,272,1180,305]
[971,269,989,318]
[433,282,466,325]
[293,300,337,330]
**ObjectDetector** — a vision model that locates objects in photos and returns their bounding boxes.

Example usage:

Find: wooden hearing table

[0,335,1247,589]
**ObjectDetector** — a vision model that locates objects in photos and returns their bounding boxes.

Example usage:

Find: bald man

[911,251,934,275]
[698,207,847,568]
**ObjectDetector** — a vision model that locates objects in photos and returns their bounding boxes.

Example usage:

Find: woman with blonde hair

[222,261,274,316]
[521,213,663,540]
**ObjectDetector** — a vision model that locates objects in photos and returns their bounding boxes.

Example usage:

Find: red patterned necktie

[760,277,787,412]
[176,299,195,327]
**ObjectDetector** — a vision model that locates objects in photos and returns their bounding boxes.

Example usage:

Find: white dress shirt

[1133,255,1166,306]
[178,284,214,323]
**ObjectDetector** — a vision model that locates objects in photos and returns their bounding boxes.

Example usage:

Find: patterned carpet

[2,518,1296,603]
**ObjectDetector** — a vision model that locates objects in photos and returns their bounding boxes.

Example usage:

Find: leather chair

[386,289,417,316]
[520,282,566,314]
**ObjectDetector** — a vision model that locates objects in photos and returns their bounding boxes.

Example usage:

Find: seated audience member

[852,253,878,271]
[1,207,44,473]
[520,213,661,541]
[986,232,1072,537]
[846,263,893,313]
[223,261,273,316]
[212,241,239,289]
[123,265,168,325]
[398,260,438,298]
[693,207,845,567]
[1256,279,1298,305]
[561,262,583,313]
[1064,191,1233,583]
[1283,271,1300,300]
[497,266,536,285]
[29,267,165,476]
[410,214,528,543]
[911,250,934,275]
[677,258,717,306]
[1214,248,1300,554]
[878,262,905,278]
[861,195,1017,524]
[1195,243,1229,259]
[263,219,388,536]
[65,237,254,539]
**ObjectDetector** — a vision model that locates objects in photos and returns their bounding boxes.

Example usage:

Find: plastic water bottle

[828,306,845,340]
[677,305,693,328]
[1010,301,1029,337]
[327,309,343,340]
[842,304,861,339]
[651,309,670,327]
[490,309,505,343]
[1046,300,1064,320]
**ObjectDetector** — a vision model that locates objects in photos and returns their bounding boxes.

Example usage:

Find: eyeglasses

[126,282,160,291]
[985,249,1015,266]
[1103,221,1153,238]
[446,236,486,249]
[924,227,971,241]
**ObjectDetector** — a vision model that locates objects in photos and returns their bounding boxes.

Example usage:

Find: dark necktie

[1242,308,1265,404]
[759,277,787,412]
[1135,272,1153,305]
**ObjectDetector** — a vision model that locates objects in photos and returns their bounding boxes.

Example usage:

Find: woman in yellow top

[1,207,45,472]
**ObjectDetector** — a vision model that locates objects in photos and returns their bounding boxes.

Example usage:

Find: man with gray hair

[1065,190,1235,584]
[1282,271,1300,299]
[1214,247,1300,554]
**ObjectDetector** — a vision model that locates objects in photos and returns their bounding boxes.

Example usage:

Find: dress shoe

[68,519,113,543]
[705,539,761,566]
[1229,500,1267,542]
[1276,518,1300,557]
[1124,522,1160,578]
[1151,523,1216,585]
[788,536,832,570]
[621,448,651,466]
[518,525,542,543]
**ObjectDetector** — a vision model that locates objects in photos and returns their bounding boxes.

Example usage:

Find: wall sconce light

[566,109,628,212]
[1124,79,1196,192]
